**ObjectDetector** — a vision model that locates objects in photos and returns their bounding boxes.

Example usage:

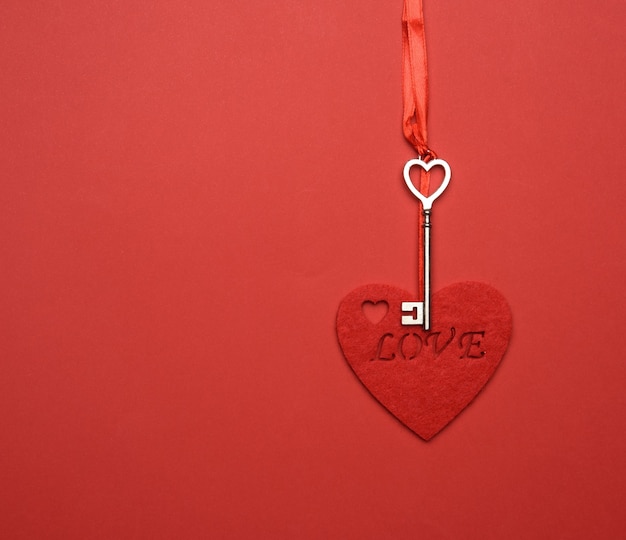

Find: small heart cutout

[337,281,512,440]
[362,300,389,325]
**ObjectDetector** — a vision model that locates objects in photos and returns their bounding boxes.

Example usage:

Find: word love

[372,328,486,362]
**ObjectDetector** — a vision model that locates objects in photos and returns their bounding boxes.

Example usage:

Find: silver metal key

[401,157,451,330]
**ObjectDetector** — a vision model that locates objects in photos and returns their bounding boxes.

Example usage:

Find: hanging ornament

[336,0,512,440]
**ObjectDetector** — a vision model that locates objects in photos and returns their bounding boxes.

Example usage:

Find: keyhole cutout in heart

[362,301,389,325]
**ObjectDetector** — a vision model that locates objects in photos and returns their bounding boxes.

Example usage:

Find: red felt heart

[336,281,512,440]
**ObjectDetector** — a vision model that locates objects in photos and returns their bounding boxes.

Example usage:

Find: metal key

[401,157,451,330]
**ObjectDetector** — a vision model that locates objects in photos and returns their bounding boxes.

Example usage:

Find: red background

[1,1,625,538]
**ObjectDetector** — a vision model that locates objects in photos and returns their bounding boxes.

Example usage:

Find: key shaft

[423,209,431,330]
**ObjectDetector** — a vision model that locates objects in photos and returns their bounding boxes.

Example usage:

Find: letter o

[399,332,422,360]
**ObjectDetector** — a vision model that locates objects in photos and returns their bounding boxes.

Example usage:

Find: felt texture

[337,282,512,440]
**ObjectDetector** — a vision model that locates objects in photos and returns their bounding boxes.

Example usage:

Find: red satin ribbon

[402,0,433,159]
[402,0,433,296]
